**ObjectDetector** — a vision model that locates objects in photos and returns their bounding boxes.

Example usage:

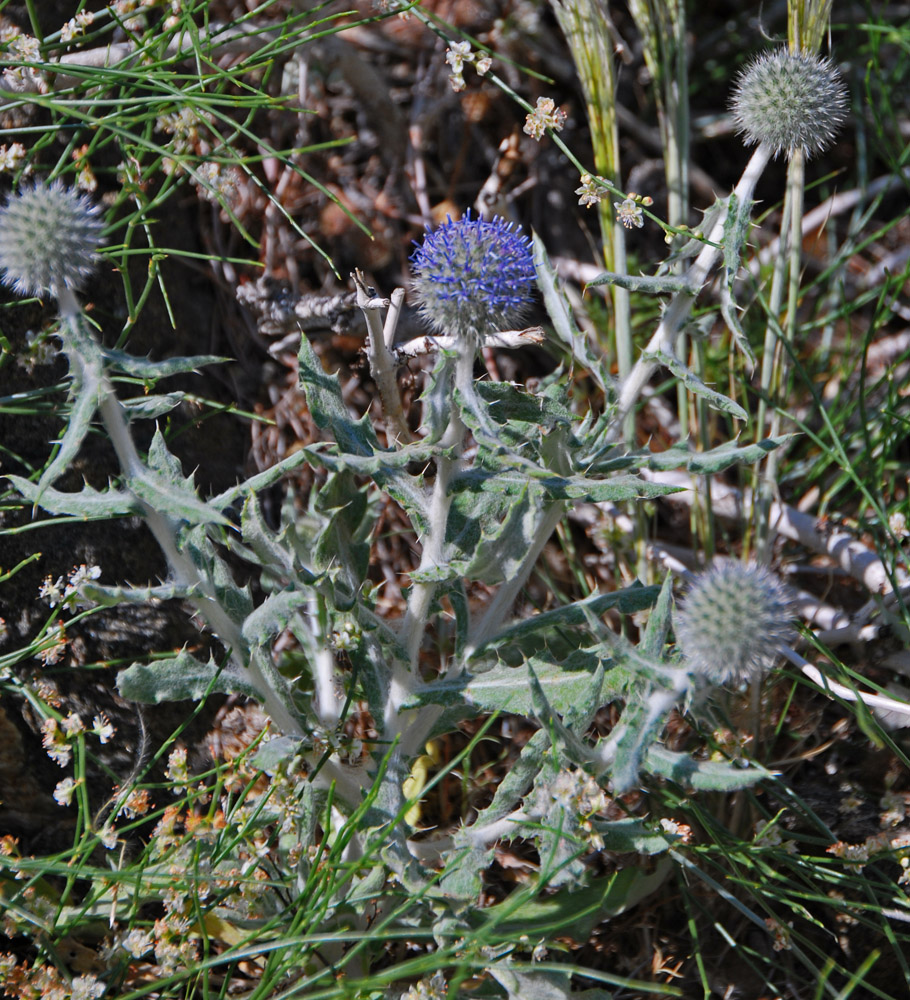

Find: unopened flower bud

[730,48,848,159]
[0,180,103,298]
[675,563,794,686]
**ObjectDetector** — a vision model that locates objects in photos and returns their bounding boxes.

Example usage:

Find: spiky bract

[409,212,536,339]
[0,180,103,298]
[730,49,848,159]
[675,563,794,686]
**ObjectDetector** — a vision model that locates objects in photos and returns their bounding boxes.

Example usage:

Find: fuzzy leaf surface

[117,650,263,703]
[5,477,140,518]
[643,350,748,420]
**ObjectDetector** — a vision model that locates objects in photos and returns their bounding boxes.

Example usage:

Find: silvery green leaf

[469,584,660,660]
[211,449,310,511]
[443,581,470,659]
[408,653,608,718]
[241,495,297,582]
[644,745,770,790]
[298,332,379,456]
[469,728,549,827]
[720,191,757,364]
[418,349,454,444]
[80,581,198,606]
[489,966,575,1000]
[129,470,232,528]
[117,650,263,703]
[532,231,614,395]
[643,349,748,420]
[645,435,793,474]
[589,816,673,855]
[585,270,694,294]
[490,967,613,1000]
[453,466,681,504]
[448,478,552,585]
[526,665,593,766]
[610,682,681,794]
[252,736,305,772]
[5,476,140,518]
[638,572,674,659]
[242,589,309,645]
[312,471,372,592]
[437,841,494,902]
[475,379,573,431]
[146,427,192,484]
[121,392,187,419]
[475,858,671,939]
[182,525,254,622]
[100,348,228,378]
[36,331,103,498]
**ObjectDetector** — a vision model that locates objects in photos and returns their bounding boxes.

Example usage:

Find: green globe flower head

[0,180,103,298]
[409,212,537,340]
[730,49,848,159]
[675,563,795,687]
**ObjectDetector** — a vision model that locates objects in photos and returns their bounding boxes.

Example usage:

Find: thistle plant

[5,2,903,994]
[409,212,537,338]
[745,43,849,559]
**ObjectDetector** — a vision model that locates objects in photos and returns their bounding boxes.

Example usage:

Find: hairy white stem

[608,143,774,438]
[780,645,910,723]
[396,326,545,358]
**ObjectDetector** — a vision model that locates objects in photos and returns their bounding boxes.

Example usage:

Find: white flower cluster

[445,41,492,93]
[523,96,567,140]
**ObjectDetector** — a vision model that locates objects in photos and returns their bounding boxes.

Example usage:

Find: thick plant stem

[753,162,795,562]
[607,144,774,440]
[394,349,468,680]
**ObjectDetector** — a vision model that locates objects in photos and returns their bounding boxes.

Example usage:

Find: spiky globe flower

[0,180,103,298]
[730,49,848,159]
[675,563,794,687]
[409,212,536,339]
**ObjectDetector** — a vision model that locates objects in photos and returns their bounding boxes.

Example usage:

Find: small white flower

[99,826,119,850]
[614,197,644,229]
[120,928,153,958]
[523,96,567,141]
[0,143,27,173]
[576,173,607,208]
[39,575,65,608]
[92,713,115,743]
[53,777,77,806]
[70,974,105,1000]
[166,745,188,784]
[61,712,85,737]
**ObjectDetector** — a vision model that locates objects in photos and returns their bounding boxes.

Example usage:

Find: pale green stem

[608,144,775,440]
[755,150,805,564]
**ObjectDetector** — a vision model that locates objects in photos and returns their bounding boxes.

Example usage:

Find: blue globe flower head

[409,212,537,339]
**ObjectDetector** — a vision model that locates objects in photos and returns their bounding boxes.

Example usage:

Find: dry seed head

[730,49,848,159]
